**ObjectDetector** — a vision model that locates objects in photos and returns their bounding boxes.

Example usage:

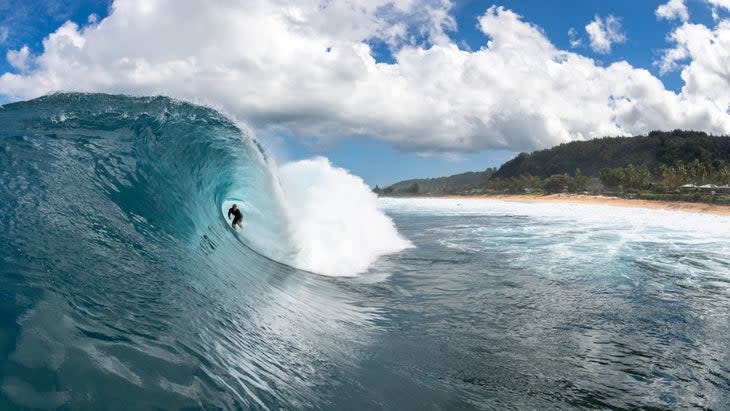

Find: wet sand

[436,193,730,216]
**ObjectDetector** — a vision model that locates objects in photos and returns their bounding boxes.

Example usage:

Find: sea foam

[277,157,412,277]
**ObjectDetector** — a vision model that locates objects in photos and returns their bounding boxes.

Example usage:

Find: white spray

[276,157,412,277]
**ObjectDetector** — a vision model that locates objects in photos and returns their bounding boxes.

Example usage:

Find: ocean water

[2,94,730,410]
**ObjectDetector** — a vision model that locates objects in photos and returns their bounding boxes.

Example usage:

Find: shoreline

[412,194,730,216]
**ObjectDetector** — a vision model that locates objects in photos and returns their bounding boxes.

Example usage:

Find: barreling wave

[0,92,408,276]
[1,93,294,261]
[0,93,405,408]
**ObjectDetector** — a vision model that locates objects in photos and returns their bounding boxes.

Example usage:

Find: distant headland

[373,130,730,210]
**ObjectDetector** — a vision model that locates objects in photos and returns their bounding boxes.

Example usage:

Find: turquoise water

[2,94,730,409]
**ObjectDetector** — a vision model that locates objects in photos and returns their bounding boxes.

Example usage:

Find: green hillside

[377,130,730,202]
[375,168,496,195]
[492,130,730,179]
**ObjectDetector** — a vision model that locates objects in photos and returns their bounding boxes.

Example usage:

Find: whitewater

[1,94,730,409]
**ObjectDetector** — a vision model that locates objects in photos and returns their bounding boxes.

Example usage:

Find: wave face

[0,93,296,262]
[0,93,397,409]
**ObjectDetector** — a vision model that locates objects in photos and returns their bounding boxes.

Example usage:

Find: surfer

[228,204,244,229]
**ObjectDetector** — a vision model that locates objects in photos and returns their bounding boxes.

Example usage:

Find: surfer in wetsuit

[228,204,244,229]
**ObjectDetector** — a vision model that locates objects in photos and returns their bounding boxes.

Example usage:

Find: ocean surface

[2,94,730,410]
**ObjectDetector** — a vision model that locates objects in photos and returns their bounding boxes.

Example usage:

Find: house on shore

[680,184,730,194]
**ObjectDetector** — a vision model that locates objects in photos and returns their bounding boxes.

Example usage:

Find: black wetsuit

[228,207,243,225]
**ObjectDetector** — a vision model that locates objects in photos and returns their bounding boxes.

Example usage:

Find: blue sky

[2,0,730,186]
[0,1,109,66]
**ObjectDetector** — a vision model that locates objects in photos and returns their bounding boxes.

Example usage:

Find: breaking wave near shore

[0,93,407,408]
[1,93,408,277]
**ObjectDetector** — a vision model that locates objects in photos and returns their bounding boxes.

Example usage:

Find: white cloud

[1,1,730,154]
[6,45,30,72]
[656,0,689,22]
[585,15,626,54]
[659,18,730,113]
[706,0,730,21]
[415,151,464,161]
[568,27,582,48]
[707,0,730,11]
[0,26,8,43]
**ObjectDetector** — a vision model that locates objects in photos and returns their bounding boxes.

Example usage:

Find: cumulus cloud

[659,17,730,113]
[6,45,30,71]
[585,15,626,53]
[656,0,689,22]
[1,1,730,153]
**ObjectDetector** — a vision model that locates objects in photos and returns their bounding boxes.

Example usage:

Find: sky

[1,0,730,186]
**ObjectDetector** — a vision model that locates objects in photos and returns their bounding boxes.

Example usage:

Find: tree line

[476,159,730,195]
[492,130,730,180]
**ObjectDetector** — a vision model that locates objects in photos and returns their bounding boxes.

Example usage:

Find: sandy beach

[437,193,730,216]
